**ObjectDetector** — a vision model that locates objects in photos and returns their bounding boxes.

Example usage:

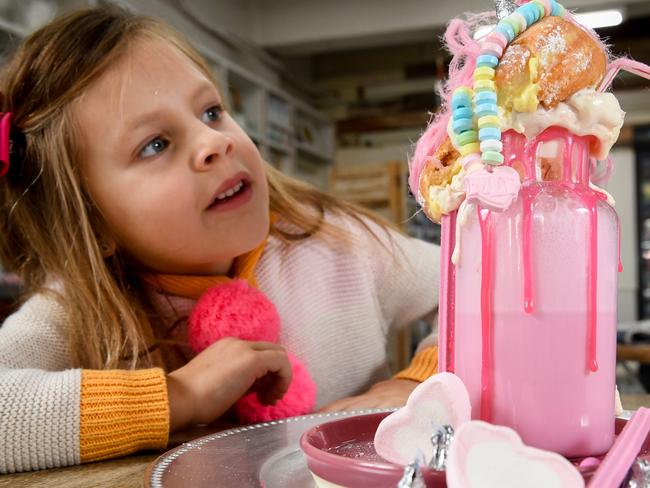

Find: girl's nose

[192,129,234,171]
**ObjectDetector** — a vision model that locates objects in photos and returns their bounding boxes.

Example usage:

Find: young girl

[0,5,439,473]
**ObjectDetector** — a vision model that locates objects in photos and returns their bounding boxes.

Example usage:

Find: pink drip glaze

[585,192,600,372]
[522,186,541,314]
[618,223,623,273]
[439,214,457,373]
[478,206,493,421]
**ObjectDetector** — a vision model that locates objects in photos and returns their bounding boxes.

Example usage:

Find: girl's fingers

[249,341,286,351]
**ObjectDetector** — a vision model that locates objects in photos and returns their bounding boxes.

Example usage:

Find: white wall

[604,147,639,321]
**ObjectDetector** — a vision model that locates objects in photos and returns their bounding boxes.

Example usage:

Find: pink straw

[587,407,650,488]
[599,58,650,93]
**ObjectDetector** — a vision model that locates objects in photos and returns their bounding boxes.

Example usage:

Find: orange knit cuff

[394,345,439,382]
[80,368,169,463]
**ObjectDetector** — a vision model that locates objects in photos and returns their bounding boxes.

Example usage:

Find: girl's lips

[206,181,253,212]
[212,172,249,200]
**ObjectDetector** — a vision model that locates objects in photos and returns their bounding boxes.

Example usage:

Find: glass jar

[438,127,619,457]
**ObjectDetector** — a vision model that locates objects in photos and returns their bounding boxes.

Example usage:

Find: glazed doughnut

[496,16,607,112]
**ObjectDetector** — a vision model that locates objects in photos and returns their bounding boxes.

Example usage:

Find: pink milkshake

[440,128,619,457]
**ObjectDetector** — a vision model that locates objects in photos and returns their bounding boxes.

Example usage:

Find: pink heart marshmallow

[374,372,471,466]
[447,421,585,488]
[464,165,521,212]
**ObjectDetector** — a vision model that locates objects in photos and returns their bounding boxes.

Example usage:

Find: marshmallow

[373,372,471,466]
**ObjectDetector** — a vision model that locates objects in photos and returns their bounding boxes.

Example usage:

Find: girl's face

[75,38,269,275]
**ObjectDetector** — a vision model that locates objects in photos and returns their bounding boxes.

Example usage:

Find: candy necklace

[451,0,566,185]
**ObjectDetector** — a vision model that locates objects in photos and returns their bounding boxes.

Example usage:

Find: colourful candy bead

[476,103,498,117]
[459,142,480,157]
[474,67,496,81]
[452,118,473,134]
[460,153,482,172]
[452,89,473,110]
[509,12,528,32]
[479,127,502,141]
[482,150,505,165]
[475,91,497,104]
[476,54,499,68]
[495,23,515,43]
[552,1,565,16]
[481,42,504,58]
[457,130,478,146]
[502,17,521,37]
[452,107,473,121]
[478,115,500,129]
[536,0,553,16]
[518,4,540,24]
[485,32,508,51]
[480,139,503,153]
[456,87,473,98]
[474,79,496,91]
[529,1,545,19]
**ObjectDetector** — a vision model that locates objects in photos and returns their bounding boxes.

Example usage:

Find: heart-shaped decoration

[464,165,521,212]
[446,421,585,488]
[374,372,471,466]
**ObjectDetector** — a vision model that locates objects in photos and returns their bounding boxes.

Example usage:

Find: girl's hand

[166,338,292,432]
[318,378,419,412]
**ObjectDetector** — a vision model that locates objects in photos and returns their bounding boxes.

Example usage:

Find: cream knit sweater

[0,214,439,473]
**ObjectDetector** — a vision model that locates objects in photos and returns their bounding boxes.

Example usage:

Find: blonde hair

[0,6,396,370]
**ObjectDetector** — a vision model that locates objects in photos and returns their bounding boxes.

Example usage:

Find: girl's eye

[201,104,224,123]
[139,136,169,159]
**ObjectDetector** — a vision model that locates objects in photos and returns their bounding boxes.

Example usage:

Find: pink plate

[300,413,650,488]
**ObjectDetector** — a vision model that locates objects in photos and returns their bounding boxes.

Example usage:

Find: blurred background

[1,0,650,388]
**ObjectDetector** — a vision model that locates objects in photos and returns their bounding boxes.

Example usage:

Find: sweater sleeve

[79,369,169,463]
[0,294,169,473]
[356,217,441,335]
[394,345,439,381]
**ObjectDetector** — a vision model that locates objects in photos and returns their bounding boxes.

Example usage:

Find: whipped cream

[501,89,625,160]
[424,166,466,217]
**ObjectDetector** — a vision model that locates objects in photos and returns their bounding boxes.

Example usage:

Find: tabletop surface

[1,394,649,488]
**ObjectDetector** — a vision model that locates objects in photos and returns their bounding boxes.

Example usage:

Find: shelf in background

[296,142,332,162]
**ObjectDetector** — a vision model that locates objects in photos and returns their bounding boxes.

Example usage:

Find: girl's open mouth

[206,180,252,212]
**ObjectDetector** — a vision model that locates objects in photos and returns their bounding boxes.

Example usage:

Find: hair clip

[0,112,12,177]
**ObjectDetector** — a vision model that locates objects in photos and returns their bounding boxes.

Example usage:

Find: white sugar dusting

[539,26,567,62]
[500,45,529,70]
[572,51,591,73]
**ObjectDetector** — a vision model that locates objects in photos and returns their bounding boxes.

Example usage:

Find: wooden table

[3,396,650,488]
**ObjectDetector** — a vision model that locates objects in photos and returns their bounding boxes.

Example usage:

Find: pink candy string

[408,13,488,196]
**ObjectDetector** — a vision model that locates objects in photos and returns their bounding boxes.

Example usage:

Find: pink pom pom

[188,279,280,352]
[235,353,317,423]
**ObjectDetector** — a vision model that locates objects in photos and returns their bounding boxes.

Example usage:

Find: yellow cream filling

[499,56,540,114]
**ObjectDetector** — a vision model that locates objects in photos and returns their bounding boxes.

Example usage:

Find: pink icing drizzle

[618,223,623,273]
[521,186,541,314]
[439,214,457,373]
[478,206,494,421]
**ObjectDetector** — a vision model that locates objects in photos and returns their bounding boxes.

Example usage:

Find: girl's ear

[99,237,117,258]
